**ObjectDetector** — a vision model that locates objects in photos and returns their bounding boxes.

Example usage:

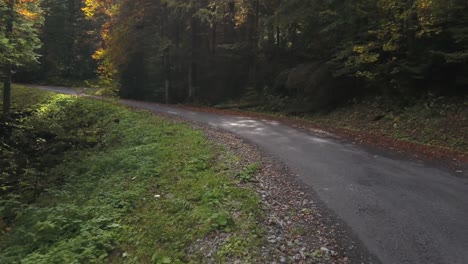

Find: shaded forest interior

[11,0,468,112]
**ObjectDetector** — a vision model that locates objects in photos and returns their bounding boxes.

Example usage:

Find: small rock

[279,256,287,263]
[294,254,303,260]
[320,247,330,254]
[269,217,279,225]
[268,236,277,244]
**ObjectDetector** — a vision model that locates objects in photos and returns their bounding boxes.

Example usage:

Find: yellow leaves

[82,0,117,18]
[92,48,106,60]
[234,1,249,27]
[416,0,433,10]
[15,0,42,20]
[82,0,98,17]
[415,0,442,38]
[353,45,367,54]
[353,44,380,64]
[16,7,38,19]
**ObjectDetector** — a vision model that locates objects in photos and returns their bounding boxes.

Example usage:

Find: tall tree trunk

[247,0,259,90]
[224,0,236,44]
[66,0,77,78]
[161,3,171,104]
[188,64,193,99]
[3,72,12,117]
[165,78,170,104]
[276,26,280,50]
[211,23,217,55]
[188,17,199,100]
[3,0,14,117]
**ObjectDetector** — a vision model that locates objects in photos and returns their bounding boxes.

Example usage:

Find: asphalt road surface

[28,85,468,264]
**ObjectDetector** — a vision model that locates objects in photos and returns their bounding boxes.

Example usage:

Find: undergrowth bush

[0,86,263,263]
[1,90,118,216]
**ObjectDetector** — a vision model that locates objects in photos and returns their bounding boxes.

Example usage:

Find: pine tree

[0,0,43,116]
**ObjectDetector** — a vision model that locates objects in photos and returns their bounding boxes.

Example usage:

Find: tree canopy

[76,0,468,104]
[5,0,468,108]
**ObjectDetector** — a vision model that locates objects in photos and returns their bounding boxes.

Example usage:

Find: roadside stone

[321,246,330,254]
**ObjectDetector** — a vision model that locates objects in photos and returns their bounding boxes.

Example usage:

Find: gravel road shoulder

[152,110,378,264]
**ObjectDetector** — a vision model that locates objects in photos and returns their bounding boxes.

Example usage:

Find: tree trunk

[3,72,12,117]
[165,79,170,104]
[2,0,14,117]
[188,17,199,100]
[211,23,217,55]
[276,26,280,50]
[188,64,193,99]
[66,0,77,78]
[161,3,170,104]
[247,0,260,90]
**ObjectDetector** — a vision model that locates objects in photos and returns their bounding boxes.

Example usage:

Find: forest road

[29,85,468,264]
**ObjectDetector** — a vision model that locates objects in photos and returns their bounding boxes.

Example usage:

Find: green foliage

[79,0,468,106]
[38,0,99,82]
[0,85,117,207]
[236,163,259,183]
[0,0,43,72]
[0,86,264,263]
[217,235,261,262]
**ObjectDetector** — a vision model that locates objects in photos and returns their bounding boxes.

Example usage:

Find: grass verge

[0,85,263,263]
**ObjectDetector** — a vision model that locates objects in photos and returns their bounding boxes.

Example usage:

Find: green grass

[1,84,55,112]
[0,86,264,263]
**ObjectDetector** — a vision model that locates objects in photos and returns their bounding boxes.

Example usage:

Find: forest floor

[0,85,366,263]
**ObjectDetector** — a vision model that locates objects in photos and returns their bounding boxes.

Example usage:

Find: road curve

[28,85,468,264]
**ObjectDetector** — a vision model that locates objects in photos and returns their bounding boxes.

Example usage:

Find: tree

[37,0,98,83]
[81,0,467,106]
[0,0,43,116]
